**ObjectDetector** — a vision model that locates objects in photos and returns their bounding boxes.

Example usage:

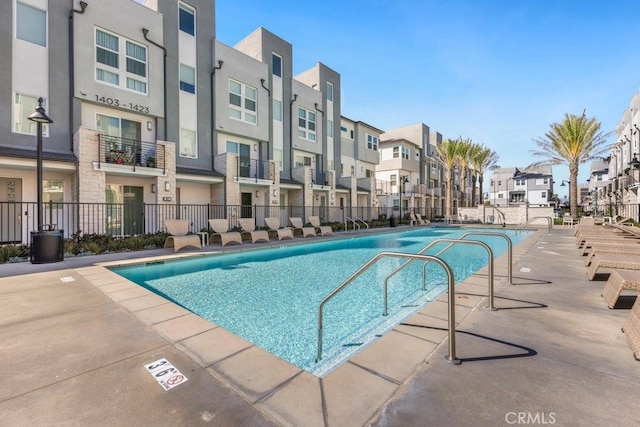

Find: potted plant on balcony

[146,156,156,168]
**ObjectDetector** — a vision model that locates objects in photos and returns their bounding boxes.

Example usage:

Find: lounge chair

[601,269,640,309]
[238,218,270,243]
[584,246,640,266]
[622,298,640,360]
[309,216,333,236]
[289,217,316,238]
[265,217,294,240]
[164,219,202,252]
[587,256,640,281]
[208,219,242,247]
[410,213,430,226]
[416,213,431,225]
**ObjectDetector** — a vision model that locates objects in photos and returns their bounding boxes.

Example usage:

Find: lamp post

[27,97,53,230]
[399,175,409,224]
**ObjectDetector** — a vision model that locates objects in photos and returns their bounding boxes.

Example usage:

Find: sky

[215,0,640,199]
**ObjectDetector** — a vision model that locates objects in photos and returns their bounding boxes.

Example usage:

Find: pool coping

[71,226,544,426]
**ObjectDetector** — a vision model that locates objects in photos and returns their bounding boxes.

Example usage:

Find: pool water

[112,227,531,376]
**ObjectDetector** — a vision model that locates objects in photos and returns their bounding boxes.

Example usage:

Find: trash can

[389,216,397,227]
[30,225,64,264]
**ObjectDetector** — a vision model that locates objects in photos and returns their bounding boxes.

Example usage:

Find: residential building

[489,166,554,207]
[1,0,383,244]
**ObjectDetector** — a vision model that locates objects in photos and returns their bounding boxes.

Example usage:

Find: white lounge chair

[289,217,316,238]
[308,216,333,236]
[265,217,294,240]
[208,219,242,247]
[164,219,202,252]
[238,218,270,243]
[416,213,431,225]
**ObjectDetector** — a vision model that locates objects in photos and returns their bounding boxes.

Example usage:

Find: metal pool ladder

[316,251,461,365]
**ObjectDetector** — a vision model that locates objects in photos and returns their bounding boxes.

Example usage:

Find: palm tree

[456,138,474,208]
[436,138,461,217]
[469,146,499,207]
[531,111,611,218]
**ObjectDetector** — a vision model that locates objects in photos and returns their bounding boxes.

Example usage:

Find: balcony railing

[98,134,165,172]
[236,158,275,183]
[311,169,329,186]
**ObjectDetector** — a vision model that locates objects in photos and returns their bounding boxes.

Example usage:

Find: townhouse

[1,0,383,243]
[488,166,554,207]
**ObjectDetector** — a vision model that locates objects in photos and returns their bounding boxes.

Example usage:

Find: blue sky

[216,0,640,198]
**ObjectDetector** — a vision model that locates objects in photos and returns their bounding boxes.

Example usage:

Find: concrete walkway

[1,227,638,426]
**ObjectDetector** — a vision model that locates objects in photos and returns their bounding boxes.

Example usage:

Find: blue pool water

[112,227,531,376]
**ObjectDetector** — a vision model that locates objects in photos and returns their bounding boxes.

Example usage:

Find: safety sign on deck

[144,358,188,391]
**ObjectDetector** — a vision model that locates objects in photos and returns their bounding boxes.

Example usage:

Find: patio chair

[265,217,294,240]
[238,218,270,243]
[208,219,242,247]
[163,219,202,252]
[289,217,316,238]
[584,245,640,267]
[416,213,431,225]
[308,216,333,236]
[622,297,640,360]
[601,269,640,309]
[562,213,575,228]
[587,256,640,281]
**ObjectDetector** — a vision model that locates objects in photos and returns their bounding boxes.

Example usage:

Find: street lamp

[27,97,53,230]
[399,175,409,224]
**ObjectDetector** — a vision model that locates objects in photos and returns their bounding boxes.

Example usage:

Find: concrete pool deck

[1,225,639,426]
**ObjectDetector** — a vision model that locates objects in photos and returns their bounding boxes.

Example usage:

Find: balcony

[235,158,275,184]
[98,134,165,172]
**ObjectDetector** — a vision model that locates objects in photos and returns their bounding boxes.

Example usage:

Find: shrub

[0,244,29,263]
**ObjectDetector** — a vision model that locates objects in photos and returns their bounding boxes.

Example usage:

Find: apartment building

[585,159,609,215]
[489,166,554,207]
[1,0,381,243]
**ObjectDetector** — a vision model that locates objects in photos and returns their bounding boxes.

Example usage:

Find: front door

[241,192,253,218]
[123,186,144,235]
[0,178,22,243]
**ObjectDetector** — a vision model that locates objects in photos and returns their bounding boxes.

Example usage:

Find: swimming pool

[112,227,531,376]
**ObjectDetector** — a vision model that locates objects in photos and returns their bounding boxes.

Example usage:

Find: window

[14,94,49,136]
[390,174,397,186]
[95,29,147,94]
[179,3,195,35]
[327,120,334,138]
[401,146,409,159]
[229,79,257,124]
[179,64,195,93]
[365,169,373,178]
[273,99,282,121]
[340,126,347,133]
[16,2,46,46]
[326,82,334,101]
[272,53,282,77]
[367,134,378,151]
[43,180,64,204]
[298,108,316,141]
[226,141,239,154]
[295,155,312,167]
[393,147,399,158]
[541,191,547,198]
[515,179,525,185]
[543,177,549,184]
[180,128,197,158]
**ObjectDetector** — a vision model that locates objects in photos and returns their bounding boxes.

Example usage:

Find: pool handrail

[316,251,459,365]
[515,216,552,233]
[354,217,370,229]
[345,217,360,232]
[458,232,513,285]
[413,239,496,310]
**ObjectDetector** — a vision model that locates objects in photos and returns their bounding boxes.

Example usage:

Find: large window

[179,3,195,35]
[367,134,378,151]
[273,99,282,121]
[95,28,147,94]
[326,82,334,101]
[180,128,197,158]
[298,108,316,141]
[179,64,195,93]
[229,79,257,124]
[295,155,312,167]
[327,120,334,138]
[14,94,49,136]
[272,53,282,77]
[17,2,46,46]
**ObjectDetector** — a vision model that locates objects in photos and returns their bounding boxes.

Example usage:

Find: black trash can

[31,226,64,264]
[389,216,397,227]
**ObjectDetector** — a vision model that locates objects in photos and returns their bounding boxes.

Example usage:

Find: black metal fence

[0,201,444,245]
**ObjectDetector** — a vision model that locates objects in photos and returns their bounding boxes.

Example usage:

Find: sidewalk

[1,227,638,426]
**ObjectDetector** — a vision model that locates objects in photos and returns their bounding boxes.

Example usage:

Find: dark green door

[239,143,251,178]
[241,192,253,218]
[123,186,143,235]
